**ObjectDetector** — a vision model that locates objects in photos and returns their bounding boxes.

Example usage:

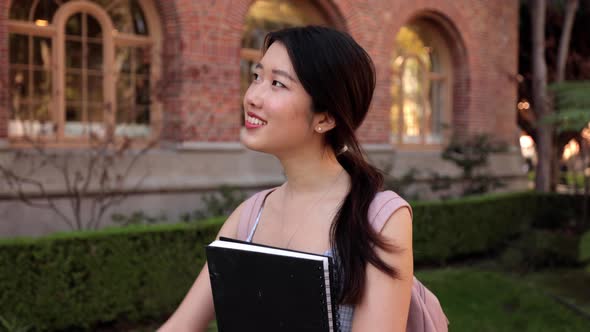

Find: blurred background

[0,0,589,331]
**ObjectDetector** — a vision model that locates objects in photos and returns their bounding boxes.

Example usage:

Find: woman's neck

[278,146,348,196]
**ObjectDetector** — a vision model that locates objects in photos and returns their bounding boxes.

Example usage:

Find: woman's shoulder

[368,190,413,233]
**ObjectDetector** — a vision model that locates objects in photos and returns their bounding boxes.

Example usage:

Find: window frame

[239,0,335,99]
[390,22,453,150]
[7,0,162,146]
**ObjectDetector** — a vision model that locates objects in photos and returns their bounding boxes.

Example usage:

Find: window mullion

[9,0,156,142]
[27,35,34,124]
[399,59,406,144]
[131,47,137,125]
[82,12,88,127]
[422,68,431,144]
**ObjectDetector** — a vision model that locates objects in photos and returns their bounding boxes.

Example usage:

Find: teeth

[246,115,267,126]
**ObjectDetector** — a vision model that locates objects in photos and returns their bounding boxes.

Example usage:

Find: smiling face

[240,42,317,155]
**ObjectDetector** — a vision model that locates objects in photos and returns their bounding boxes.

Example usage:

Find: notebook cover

[206,239,335,332]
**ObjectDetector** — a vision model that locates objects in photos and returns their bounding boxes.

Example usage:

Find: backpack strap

[368,190,413,233]
[236,188,276,241]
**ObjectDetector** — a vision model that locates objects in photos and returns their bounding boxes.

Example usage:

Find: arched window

[8,0,160,141]
[240,0,332,99]
[391,21,452,146]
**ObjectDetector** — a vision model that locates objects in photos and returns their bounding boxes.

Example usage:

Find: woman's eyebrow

[272,69,296,83]
[254,63,297,83]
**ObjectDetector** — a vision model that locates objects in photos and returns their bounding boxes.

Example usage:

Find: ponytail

[330,138,401,304]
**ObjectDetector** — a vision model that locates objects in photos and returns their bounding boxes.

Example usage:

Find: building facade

[0,0,524,236]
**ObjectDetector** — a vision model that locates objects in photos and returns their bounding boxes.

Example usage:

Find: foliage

[580,230,590,263]
[518,1,590,108]
[111,211,169,226]
[411,191,536,264]
[545,81,590,132]
[181,186,248,221]
[545,81,590,224]
[500,192,587,272]
[0,315,33,332]
[532,192,582,229]
[382,167,422,200]
[440,134,508,196]
[384,134,510,200]
[0,218,223,331]
[501,230,581,271]
[110,186,246,226]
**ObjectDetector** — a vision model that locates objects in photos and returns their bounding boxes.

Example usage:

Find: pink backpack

[238,189,449,332]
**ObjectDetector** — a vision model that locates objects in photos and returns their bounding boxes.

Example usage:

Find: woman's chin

[240,128,266,152]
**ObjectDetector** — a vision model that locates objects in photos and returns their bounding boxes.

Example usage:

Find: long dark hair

[264,26,400,304]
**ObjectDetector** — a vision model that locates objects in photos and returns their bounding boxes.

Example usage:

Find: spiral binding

[328,255,342,332]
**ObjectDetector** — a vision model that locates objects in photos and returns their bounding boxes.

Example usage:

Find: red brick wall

[350,0,520,145]
[162,0,519,145]
[0,0,519,146]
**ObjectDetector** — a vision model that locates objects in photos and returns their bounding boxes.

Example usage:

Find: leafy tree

[520,0,586,192]
[546,81,590,225]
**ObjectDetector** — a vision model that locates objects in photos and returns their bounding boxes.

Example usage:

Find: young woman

[158,26,413,332]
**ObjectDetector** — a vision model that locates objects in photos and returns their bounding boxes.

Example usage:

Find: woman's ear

[313,112,336,134]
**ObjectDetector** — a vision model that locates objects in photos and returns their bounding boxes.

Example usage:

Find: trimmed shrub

[501,230,581,271]
[532,193,584,229]
[580,230,590,266]
[411,191,537,264]
[0,218,223,331]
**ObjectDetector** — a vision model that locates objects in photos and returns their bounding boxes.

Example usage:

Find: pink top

[237,188,413,241]
[235,188,448,332]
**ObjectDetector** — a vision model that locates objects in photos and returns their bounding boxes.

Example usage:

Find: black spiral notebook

[206,237,338,332]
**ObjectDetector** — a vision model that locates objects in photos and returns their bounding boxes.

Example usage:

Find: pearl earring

[317,127,322,132]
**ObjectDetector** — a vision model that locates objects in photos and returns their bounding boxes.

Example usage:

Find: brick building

[0,0,524,236]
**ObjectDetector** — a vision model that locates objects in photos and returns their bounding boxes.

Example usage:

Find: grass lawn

[523,268,590,316]
[417,267,590,332]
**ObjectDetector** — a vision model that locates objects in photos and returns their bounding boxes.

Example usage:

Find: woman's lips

[245,112,267,129]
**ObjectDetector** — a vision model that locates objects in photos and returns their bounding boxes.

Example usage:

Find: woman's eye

[272,80,285,88]
[252,73,260,81]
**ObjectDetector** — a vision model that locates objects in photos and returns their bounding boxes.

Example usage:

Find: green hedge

[411,191,538,263]
[0,192,585,330]
[0,218,224,331]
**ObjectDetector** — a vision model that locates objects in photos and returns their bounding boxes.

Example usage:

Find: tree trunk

[551,0,579,191]
[551,135,562,191]
[582,140,589,229]
[531,0,552,192]
[556,0,579,83]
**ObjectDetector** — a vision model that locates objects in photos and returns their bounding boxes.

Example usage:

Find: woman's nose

[244,83,264,109]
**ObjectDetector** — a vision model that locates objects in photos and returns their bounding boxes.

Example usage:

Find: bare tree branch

[556,0,579,82]
[0,164,76,229]
[0,134,156,230]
